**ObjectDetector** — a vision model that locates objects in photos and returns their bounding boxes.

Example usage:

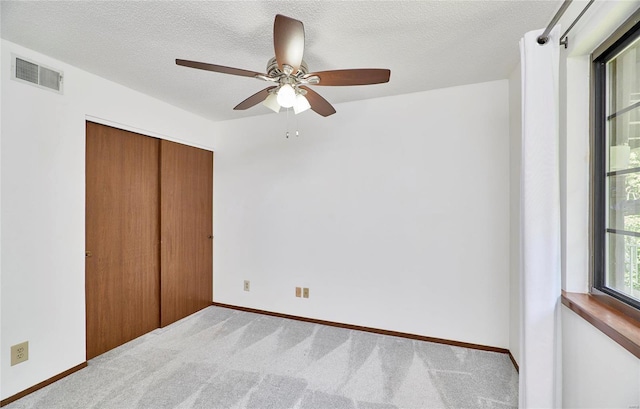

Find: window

[594,18,640,312]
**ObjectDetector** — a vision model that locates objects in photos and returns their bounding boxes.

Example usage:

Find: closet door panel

[160,140,213,327]
[85,122,160,359]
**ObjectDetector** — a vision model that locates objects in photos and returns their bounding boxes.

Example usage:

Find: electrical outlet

[295,287,301,297]
[303,288,309,298]
[244,280,250,291]
[11,341,28,366]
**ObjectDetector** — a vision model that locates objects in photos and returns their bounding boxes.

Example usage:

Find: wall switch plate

[11,341,28,366]
[303,288,309,298]
[295,287,301,297]
[244,280,250,291]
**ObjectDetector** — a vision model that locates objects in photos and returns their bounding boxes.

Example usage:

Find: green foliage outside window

[623,150,640,292]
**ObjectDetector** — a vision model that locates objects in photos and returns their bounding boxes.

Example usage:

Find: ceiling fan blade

[308,69,391,86]
[300,86,336,117]
[274,14,305,74]
[176,59,264,78]
[233,86,277,110]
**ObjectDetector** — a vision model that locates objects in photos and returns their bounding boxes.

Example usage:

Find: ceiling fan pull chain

[285,107,290,138]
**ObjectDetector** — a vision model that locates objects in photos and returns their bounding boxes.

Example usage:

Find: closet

[85,122,213,359]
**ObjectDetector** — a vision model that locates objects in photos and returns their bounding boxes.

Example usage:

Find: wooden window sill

[561,290,640,359]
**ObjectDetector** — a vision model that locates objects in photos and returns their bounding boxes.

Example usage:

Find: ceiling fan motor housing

[266,57,308,78]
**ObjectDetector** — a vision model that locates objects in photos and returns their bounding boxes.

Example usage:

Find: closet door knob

[208,235,213,239]
[86,251,93,257]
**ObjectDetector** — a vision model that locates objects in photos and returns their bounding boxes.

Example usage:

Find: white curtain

[519,27,562,409]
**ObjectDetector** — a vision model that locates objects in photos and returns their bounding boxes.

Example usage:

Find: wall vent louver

[15,58,39,84]
[12,55,63,94]
[39,66,61,91]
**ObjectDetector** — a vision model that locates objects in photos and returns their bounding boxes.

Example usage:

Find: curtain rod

[537,0,596,48]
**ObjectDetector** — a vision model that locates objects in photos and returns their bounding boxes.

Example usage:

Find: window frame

[593,14,640,318]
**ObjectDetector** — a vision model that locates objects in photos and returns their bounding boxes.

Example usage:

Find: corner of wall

[508,63,522,366]
[0,20,4,385]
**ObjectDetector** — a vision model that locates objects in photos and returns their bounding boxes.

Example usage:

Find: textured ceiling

[1,1,562,122]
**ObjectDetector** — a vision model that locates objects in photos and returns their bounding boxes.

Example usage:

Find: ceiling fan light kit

[276,83,296,107]
[262,93,281,113]
[293,93,311,114]
[176,14,390,117]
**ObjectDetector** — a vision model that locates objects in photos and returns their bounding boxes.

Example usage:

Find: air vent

[12,55,63,93]
[15,58,38,84]
[39,66,61,90]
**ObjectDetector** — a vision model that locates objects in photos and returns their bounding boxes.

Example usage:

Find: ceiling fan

[176,14,391,117]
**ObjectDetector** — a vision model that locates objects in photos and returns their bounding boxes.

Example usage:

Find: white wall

[562,306,640,408]
[557,1,640,407]
[0,12,4,401]
[212,80,511,348]
[0,40,217,400]
[508,65,521,366]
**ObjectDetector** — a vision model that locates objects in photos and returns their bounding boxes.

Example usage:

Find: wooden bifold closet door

[85,122,213,360]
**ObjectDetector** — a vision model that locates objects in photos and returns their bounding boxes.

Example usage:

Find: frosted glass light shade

[277,84,296,108]
[263,93,281,113]
[293,94,311,114]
